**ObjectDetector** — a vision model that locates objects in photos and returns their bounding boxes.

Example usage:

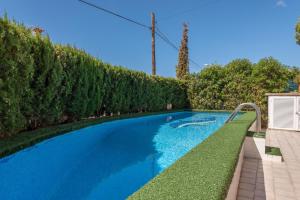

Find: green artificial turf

[246,131,266,138]
[128,112,256,200]
[265,146,282,156]
[0,110,185,158]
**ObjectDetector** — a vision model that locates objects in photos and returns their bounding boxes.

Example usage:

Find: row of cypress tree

[0,17,187,137]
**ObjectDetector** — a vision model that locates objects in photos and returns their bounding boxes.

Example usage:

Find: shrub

[0,16,34,136]
[187,64,225,110]
[29,35,64,128]
[222,59,253,109]
[188,58,294,126]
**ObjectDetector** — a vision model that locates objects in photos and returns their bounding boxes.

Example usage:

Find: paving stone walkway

[237,130,300,200]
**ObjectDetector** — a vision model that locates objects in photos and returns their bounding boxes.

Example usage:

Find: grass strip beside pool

[128,112,256,200]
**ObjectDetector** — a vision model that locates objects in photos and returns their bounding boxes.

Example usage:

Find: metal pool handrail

[225,103,261,133]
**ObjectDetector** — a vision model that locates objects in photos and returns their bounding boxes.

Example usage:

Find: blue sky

[0,0,299,77]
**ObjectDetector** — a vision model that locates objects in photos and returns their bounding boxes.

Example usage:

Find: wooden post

[151,12,156,75]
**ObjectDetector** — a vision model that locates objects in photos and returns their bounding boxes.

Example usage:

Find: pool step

[169,117,216,128]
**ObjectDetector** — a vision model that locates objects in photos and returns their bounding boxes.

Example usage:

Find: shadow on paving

[237,158,266,200]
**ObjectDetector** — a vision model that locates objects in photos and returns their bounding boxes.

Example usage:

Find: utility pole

[151,12,156,75]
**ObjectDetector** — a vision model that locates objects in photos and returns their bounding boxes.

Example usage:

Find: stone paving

[237,130,300,200]
[237,158,266,200]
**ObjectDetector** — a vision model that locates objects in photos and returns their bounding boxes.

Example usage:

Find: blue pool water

[0,111,230,200]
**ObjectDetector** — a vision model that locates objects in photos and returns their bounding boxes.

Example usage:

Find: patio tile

[254,197,266,200]
[274,184,295,193]
[237,196,253,200]
[256,177,265,184]
[255,183,265,191]
[238,189,255,199]
[254,189,266,198]
[242,172,257,178]
[275,195,296,200]
[293,183,300,190]
[274,177,292,184]
[237,130,300,200]
[257,172,264,178]
[239,182,256,191]
[273,172,289,178]
[240,177,256,185]
[276,192,296,199]
[266,193,275,200]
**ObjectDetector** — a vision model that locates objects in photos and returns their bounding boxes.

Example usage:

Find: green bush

[222,59,253,109]
[0,16,34,135]
[0,17,187,137]
[187,58,294,126]
[29,35,64,128]
[101,66,187,114]
[187,65,225,110]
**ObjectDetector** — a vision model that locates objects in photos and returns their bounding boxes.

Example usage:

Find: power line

[156,30,201,68]
[156,27,179,50]
[78,0,151,30]
[155,26,202,68]
[189,58,202,68]
[77,0,202,68]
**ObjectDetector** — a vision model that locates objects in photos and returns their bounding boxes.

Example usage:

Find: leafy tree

[222,59,253,109]
[176,23,189,79]
[187,57,293,127]
[187,65,225,109]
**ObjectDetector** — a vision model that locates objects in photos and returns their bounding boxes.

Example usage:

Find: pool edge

[128,111,256,200]
[0,109,188,159]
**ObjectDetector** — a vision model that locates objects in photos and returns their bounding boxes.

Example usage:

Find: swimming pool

[0,111,230,200]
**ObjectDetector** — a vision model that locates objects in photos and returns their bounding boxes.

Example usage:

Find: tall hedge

[1,15,297,137]
[0,17,34,136]
[187,58,295,126]
[0,17,187,137]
